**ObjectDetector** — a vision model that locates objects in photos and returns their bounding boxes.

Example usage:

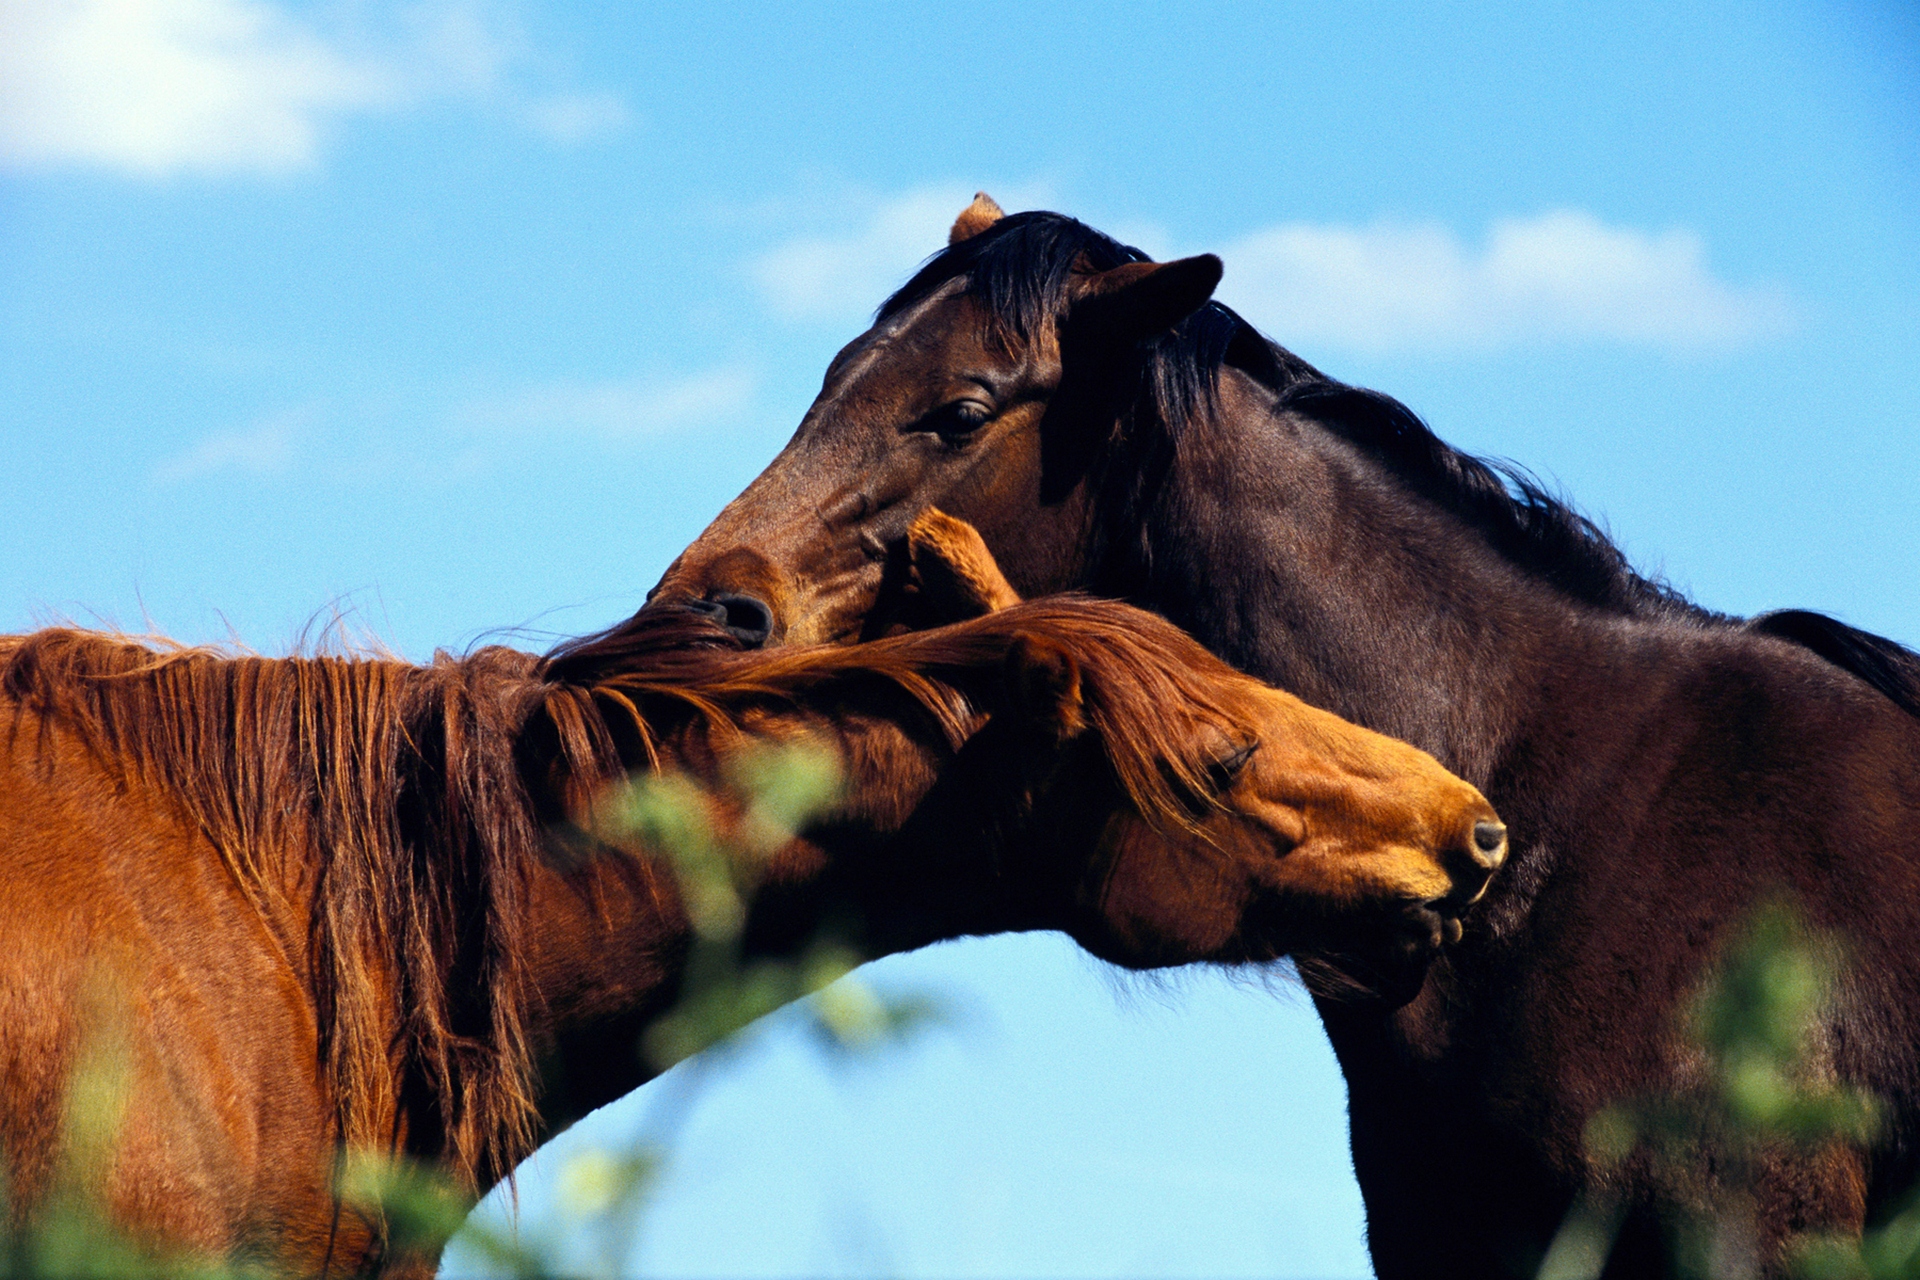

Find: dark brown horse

[0,523,1500,1275]
[652,196,1920,1277]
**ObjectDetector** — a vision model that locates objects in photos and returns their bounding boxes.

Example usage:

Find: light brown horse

[0,520,1500,1275]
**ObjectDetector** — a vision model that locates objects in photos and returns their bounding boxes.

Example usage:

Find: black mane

[1747,610,1920,719]
[1279,382,1715,622]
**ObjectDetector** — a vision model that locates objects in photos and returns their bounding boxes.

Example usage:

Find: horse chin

[1293,902,1453,1008]
[1295,949,1435,1008]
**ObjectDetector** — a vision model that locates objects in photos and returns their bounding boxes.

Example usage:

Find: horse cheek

[941,413,1079,596]
[1082,815,1243,968]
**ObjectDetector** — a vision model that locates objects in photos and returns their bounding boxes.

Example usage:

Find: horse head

[650,194,1237,646]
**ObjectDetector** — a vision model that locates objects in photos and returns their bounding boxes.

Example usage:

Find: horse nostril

[709,593,774,648]
[1473,820,1508,867]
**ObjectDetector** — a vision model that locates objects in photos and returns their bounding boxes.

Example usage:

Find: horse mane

[1275,383,1717,622]
[544,598,1263,837]
[1746,610,1920,720]
[0,600,1260,1190]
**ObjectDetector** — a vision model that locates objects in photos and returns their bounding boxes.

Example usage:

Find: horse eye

[915,400,993,444]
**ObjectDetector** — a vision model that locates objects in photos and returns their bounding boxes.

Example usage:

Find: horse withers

[651,194,1920,1277]
[0,521,1498,1274]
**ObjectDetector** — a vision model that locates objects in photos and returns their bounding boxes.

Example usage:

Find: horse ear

[1068,255,1223,345]
[1005,632,1088,742]
[950,192,1006,245]
[906,508,1023,621]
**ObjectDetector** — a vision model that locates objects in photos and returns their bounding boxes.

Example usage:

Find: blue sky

[2,2,1916,1275]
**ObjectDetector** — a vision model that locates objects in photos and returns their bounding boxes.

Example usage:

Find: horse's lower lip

[1400,900,1468,951]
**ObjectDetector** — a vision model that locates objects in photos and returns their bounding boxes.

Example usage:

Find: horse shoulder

[0,703,333,1255]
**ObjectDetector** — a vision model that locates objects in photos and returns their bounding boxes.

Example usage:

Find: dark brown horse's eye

[915,400,993,445]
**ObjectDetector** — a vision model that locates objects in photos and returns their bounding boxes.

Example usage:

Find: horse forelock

[879,210,1146,340]
[0,628,549,1191]
[877,210,1318,422]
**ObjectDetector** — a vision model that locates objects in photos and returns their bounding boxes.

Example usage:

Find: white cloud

[750,181,1054,325]
[1213,210,1791,355]
[0,0,632,176]
[0,0,389,173]
[153,408,302,483]
[525,91,631,145]
[750,192,1782,354]
[455,367,759,443]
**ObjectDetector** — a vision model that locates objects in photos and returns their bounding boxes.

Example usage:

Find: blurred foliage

[1,736,943,1277]
[0,977,272,1279]
[1797,1193,1920,1280]
[389,736,947,1276]
[599,737,946,1070]
[1537,900,1908,1280]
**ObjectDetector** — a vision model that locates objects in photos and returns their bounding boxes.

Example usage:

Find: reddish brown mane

[0,600,1269,1192]
[544,597,1267,836]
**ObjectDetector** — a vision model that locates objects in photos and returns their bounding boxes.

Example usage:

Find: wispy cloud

[149,369,755,487]
[1214,210,1791,355]
[153,407,304,483]
[750,182,1052,325]
[0,0,633,176]
[524,90,631,145]
[750,191,1784,354]
[454,366,759,442]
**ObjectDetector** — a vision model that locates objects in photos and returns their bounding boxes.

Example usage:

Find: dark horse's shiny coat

[0,569,1496,1274]
[657,199,1920,1277]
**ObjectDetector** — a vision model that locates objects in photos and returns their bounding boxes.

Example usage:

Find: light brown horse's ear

[1069,255,1223,344]
[906,508,1023,620]
[950,192,1007,245]
[1005,632,1089,741]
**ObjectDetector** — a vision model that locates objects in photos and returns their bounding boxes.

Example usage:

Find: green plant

[406,736,944,1277]
[0,976,275,1279]
[1538,901,1884,1280]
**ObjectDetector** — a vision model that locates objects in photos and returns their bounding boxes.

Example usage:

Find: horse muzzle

[648,546,793,648]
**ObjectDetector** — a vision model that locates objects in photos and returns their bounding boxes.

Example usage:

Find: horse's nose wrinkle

[818,490,873,529]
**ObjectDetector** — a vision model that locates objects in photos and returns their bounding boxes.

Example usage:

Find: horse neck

[513,692,1029,1138]
[1122,371,1625,791]
[512,828,688,1139]
[1113,373,1730,959]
